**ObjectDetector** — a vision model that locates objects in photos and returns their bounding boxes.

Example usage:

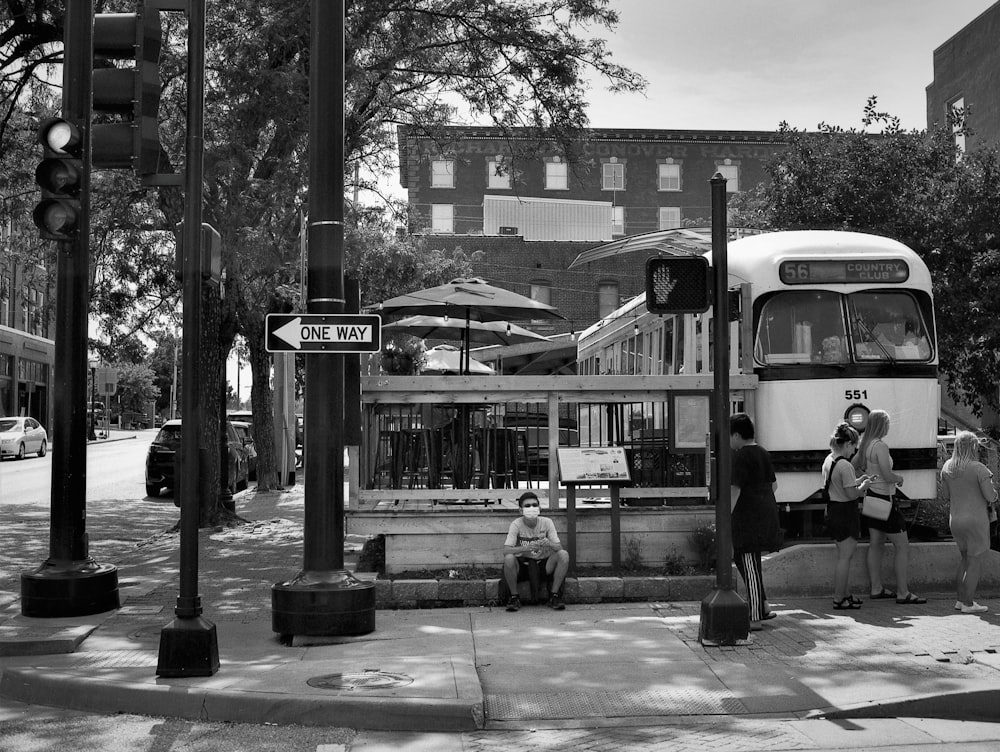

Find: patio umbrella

[383,315,550,348]
[376,277,564,375]
[421,344,495,375]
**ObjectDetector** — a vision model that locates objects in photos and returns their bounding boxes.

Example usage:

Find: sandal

[895,593,927,605]
[833,596,863,610]
[869,587,897,599]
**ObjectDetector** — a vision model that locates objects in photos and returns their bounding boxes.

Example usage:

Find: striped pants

[734,549,767,621]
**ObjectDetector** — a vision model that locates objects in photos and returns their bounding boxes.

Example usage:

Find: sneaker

[961,602,988,614]
[956,600,964,611]
[547,591,565,610]
[505,595,521,612]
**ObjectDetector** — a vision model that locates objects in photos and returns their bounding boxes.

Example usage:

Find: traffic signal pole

[271,0,376,639]
[698,173,750,645]
[156,0,219,677]
[21,0,120,618]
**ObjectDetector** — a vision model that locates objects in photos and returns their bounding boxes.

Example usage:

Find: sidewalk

[3,483,1000,748]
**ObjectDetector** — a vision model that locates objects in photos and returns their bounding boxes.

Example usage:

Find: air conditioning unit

[498,226,518,236]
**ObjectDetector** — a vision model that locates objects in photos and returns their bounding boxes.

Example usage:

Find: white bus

[577,230,939,515]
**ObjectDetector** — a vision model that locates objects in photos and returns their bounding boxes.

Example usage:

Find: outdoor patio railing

[355,374,759,509]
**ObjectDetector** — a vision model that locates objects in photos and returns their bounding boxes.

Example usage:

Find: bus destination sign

[779,259,910,285]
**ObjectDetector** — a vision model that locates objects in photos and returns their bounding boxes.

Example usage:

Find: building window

[950,96,966,154]
[658,162,681,191]
[430,159,455,188]
[602,161,625,190]
[530,280,552,323]
[598,281,619,319]
[716,162,739,192]
[430,204,454,233]
[530,281,552,306]
[611,206,625,236]
[545,160,567,190]
[486,159,510,189]
[658,206,681,230]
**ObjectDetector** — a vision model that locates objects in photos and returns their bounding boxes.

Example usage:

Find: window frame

[544,161,568,190]
[657,162,681,191]
[430,204,455,234]
[658,206,681,230]
[430,159,455,189]
[602,162,625,191]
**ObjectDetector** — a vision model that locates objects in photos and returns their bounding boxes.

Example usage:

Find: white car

[0,416,48,460]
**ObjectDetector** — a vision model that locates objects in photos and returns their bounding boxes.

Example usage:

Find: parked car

[0,416,48,460]
[145,419,250,499]
[231,420,257,480]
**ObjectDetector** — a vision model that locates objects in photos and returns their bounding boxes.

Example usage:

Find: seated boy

[502,491,570,611]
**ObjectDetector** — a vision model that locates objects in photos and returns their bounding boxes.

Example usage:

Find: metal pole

[698,172,749,646]
[157,0,219,676]
[271,0,375,639]
[20,0,119,618]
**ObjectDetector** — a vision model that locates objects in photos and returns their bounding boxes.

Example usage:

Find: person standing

[823,422,875,609]
[853,409,926,604]
[502,491,570,612]
[940,431,997,614]
[730,412,780,629]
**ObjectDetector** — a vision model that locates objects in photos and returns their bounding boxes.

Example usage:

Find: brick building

[397,126,787,336]
[926,0,1000,151]
[0,255,54,424]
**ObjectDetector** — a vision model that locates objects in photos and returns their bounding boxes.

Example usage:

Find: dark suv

[145,419,250,499]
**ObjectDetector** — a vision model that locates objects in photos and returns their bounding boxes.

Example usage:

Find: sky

[230,0,999,400]
[581,0,998,132]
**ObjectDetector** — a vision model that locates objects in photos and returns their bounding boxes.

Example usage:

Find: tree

[730,97,1000,418]
[112,361,160,425]
[3,0,644,520]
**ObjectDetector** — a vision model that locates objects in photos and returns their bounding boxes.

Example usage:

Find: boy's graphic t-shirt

[505,517,560,560]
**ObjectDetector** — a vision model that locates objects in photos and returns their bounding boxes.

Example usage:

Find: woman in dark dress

[730,412,781,630]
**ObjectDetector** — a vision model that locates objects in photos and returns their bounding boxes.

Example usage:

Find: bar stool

[395,428,436,489]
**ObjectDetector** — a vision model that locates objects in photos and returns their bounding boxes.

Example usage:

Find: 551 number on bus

[845,389,868,400]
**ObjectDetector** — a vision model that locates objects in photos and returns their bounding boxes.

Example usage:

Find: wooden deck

[345,374,755,574]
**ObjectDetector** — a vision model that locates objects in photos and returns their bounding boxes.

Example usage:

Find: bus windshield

[755,290,932,365]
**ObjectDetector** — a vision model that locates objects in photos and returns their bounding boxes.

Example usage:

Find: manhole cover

[307,671,414,690]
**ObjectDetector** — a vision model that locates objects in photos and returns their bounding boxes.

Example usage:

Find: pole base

[698,587,750,646]
[20,560,119,618]
[156,616,220,677]
[272,570,375,638]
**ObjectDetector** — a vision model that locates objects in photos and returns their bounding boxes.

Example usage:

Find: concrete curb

[0,665,486,731]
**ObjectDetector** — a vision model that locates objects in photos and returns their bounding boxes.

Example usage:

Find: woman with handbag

[823,422,876,609]
[853,409,926,605]
[940,431,997,614]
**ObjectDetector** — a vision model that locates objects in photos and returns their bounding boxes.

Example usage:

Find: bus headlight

[845,404,870,433]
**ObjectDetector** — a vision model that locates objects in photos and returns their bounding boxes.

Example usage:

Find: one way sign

[265,314,382,353]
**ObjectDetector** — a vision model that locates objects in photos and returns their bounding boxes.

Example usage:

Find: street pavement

[3,480,1000,751]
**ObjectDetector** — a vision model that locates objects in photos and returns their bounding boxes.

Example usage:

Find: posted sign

[265,313,382,353]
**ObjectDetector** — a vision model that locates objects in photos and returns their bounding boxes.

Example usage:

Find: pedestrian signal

[644,256,711,314]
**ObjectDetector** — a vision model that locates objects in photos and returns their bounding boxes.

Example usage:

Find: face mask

[521,506,540,520]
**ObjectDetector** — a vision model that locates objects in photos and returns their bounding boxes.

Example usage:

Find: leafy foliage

[731,97,1000,417]
[2,0,642,514]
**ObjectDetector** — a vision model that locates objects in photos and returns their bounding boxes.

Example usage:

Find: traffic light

[33,118,84,241]
[645,256,711,314]
[91,7,164,175]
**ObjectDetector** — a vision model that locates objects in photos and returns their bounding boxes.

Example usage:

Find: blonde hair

[947,431,981,473]
[853,409,890,473]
